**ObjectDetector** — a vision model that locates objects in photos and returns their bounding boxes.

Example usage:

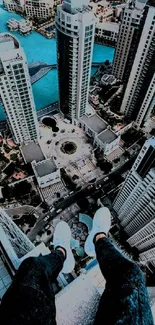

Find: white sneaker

[84,207,111,257]
[53,221,75,274]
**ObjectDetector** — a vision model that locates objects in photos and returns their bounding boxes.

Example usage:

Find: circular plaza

[39,114,93,167]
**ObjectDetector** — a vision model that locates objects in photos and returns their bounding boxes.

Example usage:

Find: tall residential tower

[0,34,39,144]
[112,0,145,83]
[55,0,96,122]
[120,0,155,128]
[113,138,155,268]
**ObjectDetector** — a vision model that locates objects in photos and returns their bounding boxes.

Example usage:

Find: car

[50,207,55,213]
[96,184,102,189]
[69,191,74,195]
[56,208,62,214]
[44,224,50,231]
[87,185,93,190]
[44,215,50,222]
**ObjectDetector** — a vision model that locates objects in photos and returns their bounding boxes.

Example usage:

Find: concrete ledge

[56,272,101,325]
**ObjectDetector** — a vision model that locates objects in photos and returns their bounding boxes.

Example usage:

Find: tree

[99,160,112,173]
[10,153,18,161]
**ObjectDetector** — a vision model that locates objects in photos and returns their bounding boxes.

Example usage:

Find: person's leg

[85,207,153,325]
[0,221,75,325]
[0,249,65,325]
[93,234,153,325]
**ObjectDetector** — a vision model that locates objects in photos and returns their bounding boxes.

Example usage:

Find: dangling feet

[53,221,75,274]
[84,207,111,257]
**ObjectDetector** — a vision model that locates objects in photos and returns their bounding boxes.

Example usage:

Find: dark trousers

[0,238,154,325]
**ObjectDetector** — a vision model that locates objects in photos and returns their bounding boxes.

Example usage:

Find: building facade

[55,0,96,122]
[3,0,25,12]
[0,207,56,298]
[0,34,39,144]
[25,0,54,20]
[95,22,119,46]
[120,0,155,128]
[112,0,145,82]
[113,137,155,268]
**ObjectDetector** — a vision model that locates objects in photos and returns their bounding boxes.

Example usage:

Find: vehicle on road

[44,224,51,231]
[56,208,62,214]
[50,207,55,213]
[87,185,93,190]
[44,215,50,221]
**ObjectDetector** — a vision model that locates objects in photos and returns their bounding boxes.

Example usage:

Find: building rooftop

[0,34,19,51]
[96,21,119,32]
[34,158,57,177]
[21,141,45,163]
[98,128,117,144]
[81,114,107,134]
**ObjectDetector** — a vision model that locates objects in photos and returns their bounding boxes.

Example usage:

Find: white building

[120,0,155,128]
[95,21,119,44]
[32,158,61,188]
[112,0,145,81]
[55,0,96,122]
[89,0,114,23]
[0,34,39,144]
[79,112,120,155]
[3,0,25,12]
[31,158,67,204]
[113,137,155,267]
[25,0,55,20]
[7,18,19,31]
[18,20,32,34]
[7,19,32,34]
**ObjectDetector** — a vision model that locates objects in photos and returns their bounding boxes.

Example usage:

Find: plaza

[39,114,103,185]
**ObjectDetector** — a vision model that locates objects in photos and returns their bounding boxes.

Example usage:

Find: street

[28,154,138,241]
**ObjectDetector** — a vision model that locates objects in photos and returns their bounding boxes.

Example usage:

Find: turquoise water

[0,6,115,120]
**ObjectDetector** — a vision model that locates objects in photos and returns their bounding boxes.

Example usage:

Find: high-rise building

[113,137,155,267]
[55,0,96,122]
[119,0,155,128]
[112,0,145,83]
[0,34,39,144]
[0,208,68,298]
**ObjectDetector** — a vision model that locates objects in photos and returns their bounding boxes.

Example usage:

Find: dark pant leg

[0,250,65,325]
[93,237,153,325]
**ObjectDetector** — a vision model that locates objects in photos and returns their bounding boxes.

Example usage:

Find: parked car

[44,215,50,222]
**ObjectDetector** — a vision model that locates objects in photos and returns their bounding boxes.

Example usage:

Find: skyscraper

[0,34,39,144]
[0,208,34,259]
[119,0,155,128]
[0,208,68,298]
[55,0,96,122]
[113,137,155,267]
[112,0,145,83]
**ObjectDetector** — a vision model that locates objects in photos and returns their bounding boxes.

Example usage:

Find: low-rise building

[31,157,60,188]
[7,18,32,34]
[95,21,119,45]
[25,0,55,21]
[89,0,114,22]
[18,20,32,34]
[7,18,19,31]
[101,74,117,86]
[3,0,25,12]
[79,113,120,155]
[31,157,67,204]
